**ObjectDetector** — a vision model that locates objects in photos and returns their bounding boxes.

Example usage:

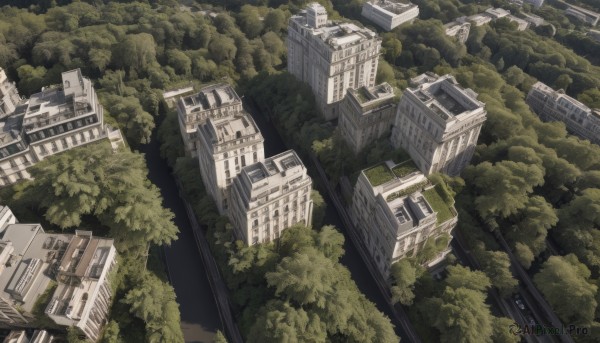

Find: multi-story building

[176,84,243,157]
[526,82,600,145]
[525,0,544,8]
[0,69,124,188]
[350,160,457,277]
[361,0,419,31]
[521,13,546,27]
[44,231,116,342]
[391,73,487,176]
[444,21,471,44]
[0,205,17,233]
[287,3,381,120]
[339,82,396,153]
[457,14,492,26]
[563,2,599,26]
[228,150,313,245]
[0,69,21,119]
[588,29,600,42]
[2,330,53,343]
[197,112,265,214]
[0,210,116,342]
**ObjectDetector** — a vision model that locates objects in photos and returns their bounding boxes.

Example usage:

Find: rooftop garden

[392,159,418,178]
[386,180,429,202]
[364,163,395,186]
[423,187,455,225]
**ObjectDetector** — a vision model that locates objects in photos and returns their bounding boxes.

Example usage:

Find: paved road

[140,136,222,343]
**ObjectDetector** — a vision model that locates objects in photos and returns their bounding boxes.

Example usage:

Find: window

[241,155,246,167]
[253,152,257,163]
[224,160,229,170]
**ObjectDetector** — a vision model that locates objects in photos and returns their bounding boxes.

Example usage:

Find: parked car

[515,299,525,310]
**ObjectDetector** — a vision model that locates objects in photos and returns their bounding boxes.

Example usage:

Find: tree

[514,242,534,269]
[464,161,545,219]
[122,273,184,343]
[534,255,597,325]
[263,9,286,33]
[14,143,178,250]
[311,190,326,229]
[554,74,573,91]
[314,225,345,262]
[376,59,395,84]
[382,33,402,64]
[247,300,327,343]
[237,5,263,39]
[445,265,491,292]
[478,250,517,298]
[577,88,600,109]
[67,326,89,343]
[113,33,157,73]
[390,259,417,305]
[492,317,521,343]
[101,94,155,145]
[431,287,494,343]
[166,49,191,75]
[213,331,228,343]
[503,65,525,87]
[101,320,124,343]
[209,34,237,63]
[16,64,47,96]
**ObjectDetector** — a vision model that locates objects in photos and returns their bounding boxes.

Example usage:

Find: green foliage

[445,265,491,292]
[100,320,124,343]
[422,187,455,225]
[122,272,185,343]
[100,93,155,145]
[363,163,395,186]
[12,143,178,250]
[390,259,417,305]
[476,250,517,298]
[213,331,228,343]
[534,255,598,326]
[310,190,326,230]
[492,317,521,343]
[514,242,534,269]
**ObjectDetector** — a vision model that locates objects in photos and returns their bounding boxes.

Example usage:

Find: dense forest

[1,0,600,341]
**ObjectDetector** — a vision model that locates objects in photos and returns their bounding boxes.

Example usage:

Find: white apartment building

[521,13,546,27]
[0,69,124,188]
[361,0,419,31]
[2,330,53,343]
[2,331,28,343]
[350,160,457,277]
[287,3,381,120]
[176,84,243,157]
[0,69,21,119]
[391,73,487,176]
[197,112,265,214]
[228,150,313,245]
[526,82,600,145]
[339,82,396,153]
[444,21,471,44]
[0,210,116,342]
[44,231,116,342]
[457,14,492,26]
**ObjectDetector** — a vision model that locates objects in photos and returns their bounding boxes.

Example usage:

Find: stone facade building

[0,69,123,188]
[350,160,457,277]
[228,150,313,245]
[444,21,471,44]
[361,0,419,31]
[526,81,600,145]
[0,69,21,119]
[0,207,116,341]
[287,3,381,120]
[197,112,265,214]
[339,82,396,153]
[391,73,486,176]
[176,84,243,157]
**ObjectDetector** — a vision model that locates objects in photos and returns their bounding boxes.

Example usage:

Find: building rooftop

[21,69,95,133]
[179,84,241,115]
[204,112,261,145]
[244,150,304,185]
[290,10,378,50]
[0,223,72,314]
[366,0,418,16]
[408,73,483,121]
[348,82,395,106]
[484,7,510,19]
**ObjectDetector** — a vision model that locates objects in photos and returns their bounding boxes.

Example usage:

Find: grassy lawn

[392,159,418,178]
[364,163,395,186]
[423,187,455,224]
